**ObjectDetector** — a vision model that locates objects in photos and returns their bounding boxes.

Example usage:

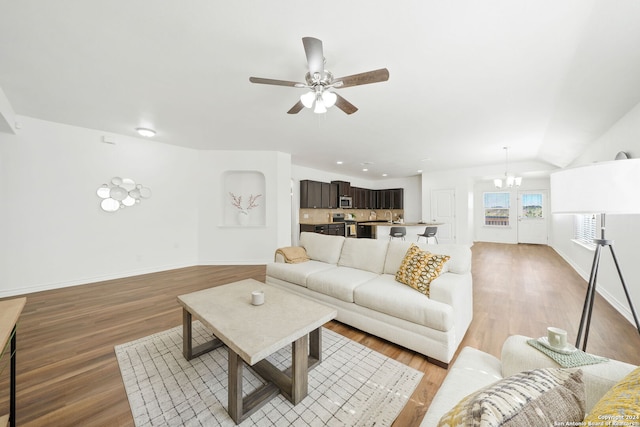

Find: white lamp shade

[494,178,503,188]
[322,91,337,108]
[300,91,315,108]
[550,159,640,214]
[313,101,327,114]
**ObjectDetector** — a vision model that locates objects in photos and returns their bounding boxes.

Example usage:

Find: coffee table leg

[309,327,321,368]
[182,308,224,361]
[183,308,193,360]
[228,348,243,424]
[291,334,309,404]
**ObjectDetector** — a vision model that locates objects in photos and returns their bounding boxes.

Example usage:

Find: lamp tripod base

[575,236,640,351]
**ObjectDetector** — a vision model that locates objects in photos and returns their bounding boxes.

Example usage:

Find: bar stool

[389,226,406,240]
[417,226,438,244]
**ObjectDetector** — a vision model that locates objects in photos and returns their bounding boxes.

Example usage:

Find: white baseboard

[551,246,637,327]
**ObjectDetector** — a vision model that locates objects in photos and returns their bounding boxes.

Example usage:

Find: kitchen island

[356,222,442,240]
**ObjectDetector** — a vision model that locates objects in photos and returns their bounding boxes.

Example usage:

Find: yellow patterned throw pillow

[438,368,585,427]
[583,366,640,423]
[395,244,450,296]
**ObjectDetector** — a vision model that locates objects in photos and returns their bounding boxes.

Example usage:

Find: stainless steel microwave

[339,196,353,209]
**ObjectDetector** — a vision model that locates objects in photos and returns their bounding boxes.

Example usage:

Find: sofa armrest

[274,252,286,263]
[501,335,637,412]
[421,346,502,427]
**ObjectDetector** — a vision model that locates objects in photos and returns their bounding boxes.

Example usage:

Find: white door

[517,190,548,244]
[431,189,456,244]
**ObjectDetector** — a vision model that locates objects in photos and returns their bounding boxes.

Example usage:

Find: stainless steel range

[332,213,358,238]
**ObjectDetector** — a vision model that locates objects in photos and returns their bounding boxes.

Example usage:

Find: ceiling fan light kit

[250,37,389,115]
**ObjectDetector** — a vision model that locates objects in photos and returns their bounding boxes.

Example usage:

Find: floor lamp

[550,158,640,351]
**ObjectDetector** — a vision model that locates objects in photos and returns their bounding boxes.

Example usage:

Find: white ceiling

[2,0,640,179]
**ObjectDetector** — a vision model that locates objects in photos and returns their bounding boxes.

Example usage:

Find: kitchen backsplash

[300,208,404,223]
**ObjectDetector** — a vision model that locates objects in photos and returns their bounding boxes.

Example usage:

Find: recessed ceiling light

[336,161,343,165]
[417,169,423,173]
[136,127,156,137]
[362,168,368,172]
[382,173,388,177]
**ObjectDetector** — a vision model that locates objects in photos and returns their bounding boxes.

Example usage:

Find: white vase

[237,210,249,226]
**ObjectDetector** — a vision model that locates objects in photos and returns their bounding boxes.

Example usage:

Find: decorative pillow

[437,368,585,427]
[395,244,450,296]
[583,366,640,423]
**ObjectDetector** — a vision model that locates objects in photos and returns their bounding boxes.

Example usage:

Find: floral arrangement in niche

[229,192,262,216]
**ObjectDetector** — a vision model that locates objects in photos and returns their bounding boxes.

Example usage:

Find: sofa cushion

[299,232,345,264]
[353,274,454,331]
[583,366,640,423]
[306,267,379,303]
[266,260,336,288]
[338,238,389,274]
[438,368,585,427]
[395,244,450,296]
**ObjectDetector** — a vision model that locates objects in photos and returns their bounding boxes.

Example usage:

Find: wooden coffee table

[177,279,337,424]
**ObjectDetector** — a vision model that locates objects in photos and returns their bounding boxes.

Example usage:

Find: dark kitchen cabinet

[301,179,403,210]
[352,187,369,209]
[377,189,391,209]
[390,188,404,209]
[357,224,373,238]
[331,180,351,196]
[301,180,338,208]
[375,188,403,209]
[300,223,345,236]
[321,182,338,208]
[300,180,322,208]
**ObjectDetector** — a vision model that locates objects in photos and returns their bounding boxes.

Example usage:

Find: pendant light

[494,146,522,189]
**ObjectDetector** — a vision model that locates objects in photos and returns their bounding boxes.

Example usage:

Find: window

[520,193,543,219]
[574,214,596,248]
[484,192,510,226]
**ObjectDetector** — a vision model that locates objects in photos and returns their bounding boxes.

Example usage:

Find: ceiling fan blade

[287,100,305,114]
[335,68,389,88]
[302,37,324,76]
[334,94,358,115]
[249,77,304,87]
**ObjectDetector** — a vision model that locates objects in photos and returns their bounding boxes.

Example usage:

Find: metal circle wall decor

[97,177,151,212]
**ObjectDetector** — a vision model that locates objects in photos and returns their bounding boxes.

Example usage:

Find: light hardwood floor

[1,242,639,426]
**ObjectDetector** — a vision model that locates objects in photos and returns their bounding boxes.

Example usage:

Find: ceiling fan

[249,37,389,115]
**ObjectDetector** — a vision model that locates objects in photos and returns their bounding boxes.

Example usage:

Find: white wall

[0,117,291,297]
[421,170,474,245]
[197,151,291,264]
[550,101,640,326]
[422,160,555,246]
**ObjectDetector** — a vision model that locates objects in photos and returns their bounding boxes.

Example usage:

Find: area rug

[115,322,423,426]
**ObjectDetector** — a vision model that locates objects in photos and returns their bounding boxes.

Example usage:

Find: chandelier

[494,146,522,189]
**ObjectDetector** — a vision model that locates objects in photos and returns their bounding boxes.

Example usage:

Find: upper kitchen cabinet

[351,187,374,209]
[331,180,351,196]
[321,182,338,208]
[300,180,338,208]
[375,188,404,209]
[390,188,404,209]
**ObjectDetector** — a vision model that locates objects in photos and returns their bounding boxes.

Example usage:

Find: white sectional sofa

[421,335,638,426]
[266,232,473,367]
